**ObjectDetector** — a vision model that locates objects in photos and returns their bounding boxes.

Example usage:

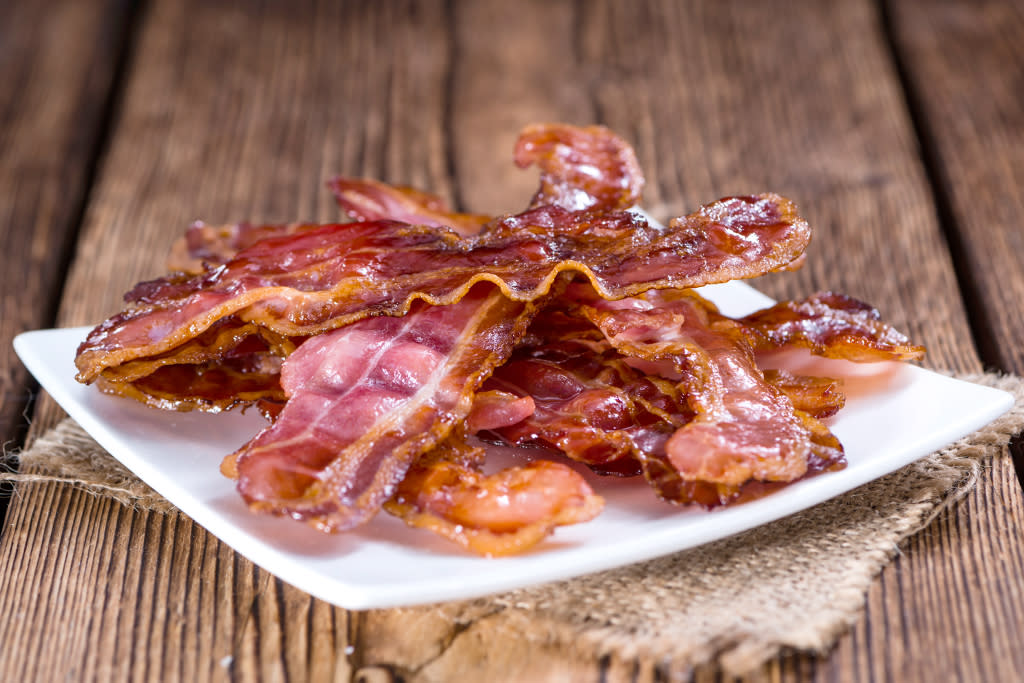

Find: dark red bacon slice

[75,193,810,385]
[223,286,535,532]
[575,289,844,503]
[485,357,644,476]
[480,311,690,476]
[736,292,926,362]
[329,178,490,236]
[384,437,603,557]
[515,123,644,211]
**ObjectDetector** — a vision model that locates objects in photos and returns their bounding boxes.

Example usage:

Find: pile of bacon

[74,124,925,556]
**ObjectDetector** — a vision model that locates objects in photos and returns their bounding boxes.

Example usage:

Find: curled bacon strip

[465,390,536,433]
[75,193,809,384]
[168,186,490,275]
[384,438,603,557]
[515,123,644,211]
[223,287,534,532]
[96,319,295,385]
[98,357,285,412]
[176,123,641,273]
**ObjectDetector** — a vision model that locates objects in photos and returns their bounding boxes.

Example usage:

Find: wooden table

[2,1,1023,680]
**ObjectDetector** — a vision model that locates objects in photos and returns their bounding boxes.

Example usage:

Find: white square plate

[14,280,1013,609]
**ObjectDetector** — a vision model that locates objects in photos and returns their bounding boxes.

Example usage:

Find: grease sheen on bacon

[479,308,690,476]
[75,193,810,384]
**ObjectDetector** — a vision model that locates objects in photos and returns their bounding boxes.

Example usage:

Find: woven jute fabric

[4,373,1023,676]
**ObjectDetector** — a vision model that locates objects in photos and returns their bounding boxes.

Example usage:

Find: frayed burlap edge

[3,372,1023,678]
[1,419,175,514]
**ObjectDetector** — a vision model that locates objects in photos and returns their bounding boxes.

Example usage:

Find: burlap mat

[3,372,1023,677]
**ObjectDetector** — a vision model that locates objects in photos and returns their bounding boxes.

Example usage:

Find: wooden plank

[886,0,1024,482]
[1,1,1023,682]
[882,4,1024,674]
[0,0,134,517]
[887,0,1024,376]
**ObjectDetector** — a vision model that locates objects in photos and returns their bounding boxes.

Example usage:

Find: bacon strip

[168,222,326,275]
[224,287,535,532]
[764,369,845,419]
[96,318,295,385]
[76,194,810,384]
[480,311,689,476]
[384,438,603,557]
[97,357,284,412]
[328,178,490,236]
[576,289,844,503]
[178,122,641,273]
[736,292,926,361]
[515,123,644,211]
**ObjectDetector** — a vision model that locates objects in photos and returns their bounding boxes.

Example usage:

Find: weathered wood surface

[0,0,134,470]
[887,0,1024,481]
[888,0,1024,376]
[1,0,1023,681]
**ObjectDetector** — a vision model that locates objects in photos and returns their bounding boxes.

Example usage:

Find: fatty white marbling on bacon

[224,287,534,532]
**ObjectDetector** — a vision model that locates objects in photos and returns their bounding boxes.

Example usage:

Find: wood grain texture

[886,0,1024,483]
[0,0,133,445]
[887,0,1024,375]
[1,0,1023,681]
